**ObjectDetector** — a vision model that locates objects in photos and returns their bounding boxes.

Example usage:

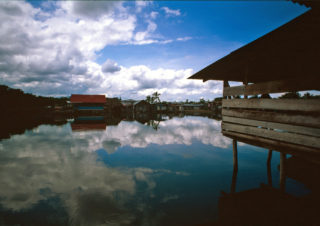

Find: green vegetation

[0,84,68,109]
[279,92,320,99]
[146,92,161,104]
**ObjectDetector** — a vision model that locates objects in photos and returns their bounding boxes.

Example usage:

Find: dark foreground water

[0,116,319,226]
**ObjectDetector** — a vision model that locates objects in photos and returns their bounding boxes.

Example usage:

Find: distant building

[70,94,106,113]
[133,100,150,114]
[121,99,135,113]
[154,103,167,112]
[181,103,205,111]
[167,103,180,112]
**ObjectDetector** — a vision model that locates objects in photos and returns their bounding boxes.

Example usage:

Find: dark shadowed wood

[222,122,320,149]
[222,108,320,128]
[223,116,320,137]
[223,78,320,97]
[223,131,320,156]
[222,99,320,112]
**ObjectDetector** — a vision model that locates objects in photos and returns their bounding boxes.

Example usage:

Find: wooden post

[224,80,230,99]
[280,152,286,192]
[231,139,238,193]
[244,65,248,99]
[267,150,272,186]
[243,81,248,99]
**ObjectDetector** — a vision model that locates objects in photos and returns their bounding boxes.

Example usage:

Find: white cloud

[161,6,181,17]
[0,1,213,100]
[150,11,159,19]
[101,59,121,73]
[135,0,151,13]
[177,36,192,41]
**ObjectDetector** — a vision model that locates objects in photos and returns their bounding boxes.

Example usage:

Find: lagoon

[0,116,318,225]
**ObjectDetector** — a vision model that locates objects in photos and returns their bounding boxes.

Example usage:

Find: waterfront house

[189,1,320,153]
[155,103,167,112]
[133,100,150,114]
[121,99,135,114]
[106,97,122,113]
[70,94,106,113]
[167,103,180,112]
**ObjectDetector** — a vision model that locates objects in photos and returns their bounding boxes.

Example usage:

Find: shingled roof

[189,3,320,83]
[70,94,106,104]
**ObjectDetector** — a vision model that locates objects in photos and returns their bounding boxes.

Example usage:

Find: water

[0,115,318,225]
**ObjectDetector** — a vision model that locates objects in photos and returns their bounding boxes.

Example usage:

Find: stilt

[267,150,272,186]
[280,152,286,192]
[231,140,238,193]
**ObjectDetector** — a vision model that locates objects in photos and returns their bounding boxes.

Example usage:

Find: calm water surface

[0,116,318,225]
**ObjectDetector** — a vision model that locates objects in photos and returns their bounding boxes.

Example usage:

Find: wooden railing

[221,79,320,153]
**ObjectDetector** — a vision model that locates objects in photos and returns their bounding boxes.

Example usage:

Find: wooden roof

[70,94,106,103]
[189,7,320,83]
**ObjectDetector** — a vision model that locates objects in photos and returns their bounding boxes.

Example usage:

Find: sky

[0,1,308,101]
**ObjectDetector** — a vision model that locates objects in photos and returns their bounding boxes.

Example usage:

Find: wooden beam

[222,122,320,149]
[222,99,320,112]
[222,130,320,156]
[223,78,320,97]
[223,116,320,137]
[222,108,320,128]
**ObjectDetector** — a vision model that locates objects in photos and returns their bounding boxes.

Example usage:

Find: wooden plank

[222,131,320,156]
[223,131,320,165]
[222,122,320,149]
[223,78,320,97]
[223,116,320,137]
[222,108,320,128]
[222,99,320,112]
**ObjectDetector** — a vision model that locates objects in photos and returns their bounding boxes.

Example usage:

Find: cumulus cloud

[161,6,181,17]
[59,1,121,20]
[101,59,121,73]
[0,1,215,100]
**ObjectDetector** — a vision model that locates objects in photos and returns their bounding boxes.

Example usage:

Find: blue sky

[0,1,308,100]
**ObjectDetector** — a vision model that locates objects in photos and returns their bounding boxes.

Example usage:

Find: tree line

[0,84,68,109]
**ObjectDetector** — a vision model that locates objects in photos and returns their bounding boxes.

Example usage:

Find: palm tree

[146,95,152,103]
[152,92,161,103]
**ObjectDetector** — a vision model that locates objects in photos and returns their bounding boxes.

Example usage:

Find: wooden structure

[70,94,106,113]
[189,1,320,153]
[133,100,151,114]
[214,146,320,226]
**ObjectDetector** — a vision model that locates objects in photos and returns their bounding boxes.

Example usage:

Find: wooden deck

[221,80,320,154]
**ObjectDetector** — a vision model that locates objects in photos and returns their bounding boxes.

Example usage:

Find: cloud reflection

[72,116,231,153]
[0,116,230,225]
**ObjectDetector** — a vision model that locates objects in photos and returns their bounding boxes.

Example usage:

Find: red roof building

[70,94,106,104]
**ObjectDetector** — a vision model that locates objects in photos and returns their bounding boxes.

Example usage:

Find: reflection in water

[217,141,320,226]
[71,116,107,131]
[0,115,319,225]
